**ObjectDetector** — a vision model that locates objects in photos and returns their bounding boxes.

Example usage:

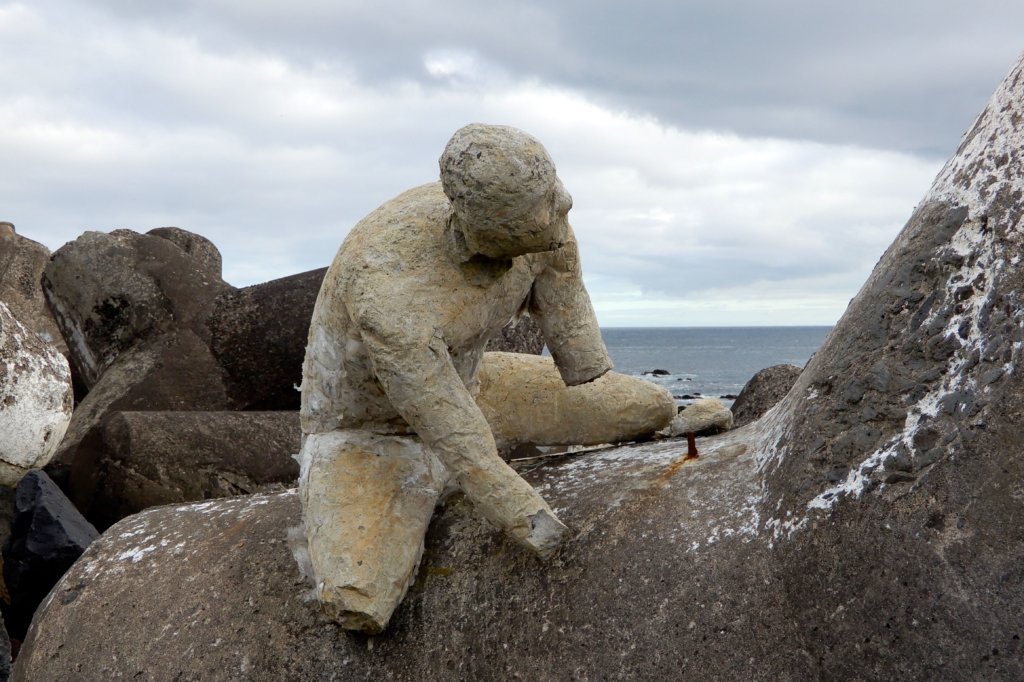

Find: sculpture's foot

[516,508,569,559]
[319,586,395,635]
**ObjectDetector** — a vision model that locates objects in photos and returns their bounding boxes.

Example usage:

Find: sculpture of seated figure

[298,123,675,633]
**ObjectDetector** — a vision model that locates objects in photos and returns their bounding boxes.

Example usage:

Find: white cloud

[423,49,485,81]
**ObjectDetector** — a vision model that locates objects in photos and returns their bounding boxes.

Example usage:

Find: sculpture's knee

[478,353,675,447]
[593,372,676,440]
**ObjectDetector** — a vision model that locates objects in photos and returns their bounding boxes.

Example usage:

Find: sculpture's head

[440,123,572,259]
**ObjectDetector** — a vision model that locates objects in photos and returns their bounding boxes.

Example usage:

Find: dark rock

[41,229,238,480]
[0,225,66,357]
[0,611,9,682]
[825,464,849,483]
[730,364,802,427]
[0,487,17,560]
[147,227,223,279]
[642,368,670,376]
[1,470,97,642]
[752,52,1024,681]
[42,228,232,389]
[45,330,232,485]
[208,268,325,410]
[68,411,300,530]
[484,315,545,355]
[0,486,17,645]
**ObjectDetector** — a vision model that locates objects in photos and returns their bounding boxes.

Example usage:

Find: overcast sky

[2,1,1022,326]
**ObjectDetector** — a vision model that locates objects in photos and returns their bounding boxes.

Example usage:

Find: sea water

[600,326,832,405]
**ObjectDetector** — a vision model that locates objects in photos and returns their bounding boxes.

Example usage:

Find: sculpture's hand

[530,229,613,386]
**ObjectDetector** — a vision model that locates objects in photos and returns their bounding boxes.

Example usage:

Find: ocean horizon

[598,325,832,404]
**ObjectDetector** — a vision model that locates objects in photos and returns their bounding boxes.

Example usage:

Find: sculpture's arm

[357,318,563,549]
[529,228,613,386]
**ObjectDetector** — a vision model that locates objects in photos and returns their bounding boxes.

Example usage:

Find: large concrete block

[45,330,231,484]
[68,411,300,530]
[730,363,802,428]
[208,268,326,410]
[42,228,231,389]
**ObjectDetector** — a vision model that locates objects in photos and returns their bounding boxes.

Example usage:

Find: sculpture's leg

[298,429,448,634]
[476,352,676,450]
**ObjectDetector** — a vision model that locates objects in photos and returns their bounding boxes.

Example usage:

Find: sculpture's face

[462,177,572,259]
[440,123,573,260]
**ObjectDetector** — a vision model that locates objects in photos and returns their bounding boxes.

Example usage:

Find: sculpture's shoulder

[322,181,447,275]
[316,182,453,325]
[341,182,449,262]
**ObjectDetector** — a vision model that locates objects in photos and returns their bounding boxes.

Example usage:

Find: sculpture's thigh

[298,430,448,634]
[477,352,675,448]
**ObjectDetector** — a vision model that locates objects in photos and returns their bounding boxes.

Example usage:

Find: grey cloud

[81,0,1024,156]
[2,0,1017,324]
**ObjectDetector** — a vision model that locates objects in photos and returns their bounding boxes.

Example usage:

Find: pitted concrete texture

[0,302,72,485]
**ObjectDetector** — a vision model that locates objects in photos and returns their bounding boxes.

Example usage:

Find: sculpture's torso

[300,182,552,435]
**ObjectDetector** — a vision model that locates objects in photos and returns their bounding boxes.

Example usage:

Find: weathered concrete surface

[740,52,1024,680]
[18,433,811,681]
[18,409,1024,680]
[42,228,231,390]
[730,364,802,428]
[0,303,73,485]
[477,352,674,449]
[44,330,231,485]
[68,411,300,530]
[147,226,223,279]
[40,228,236,479]
[208,268,325,410]
[0,225,66,356]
